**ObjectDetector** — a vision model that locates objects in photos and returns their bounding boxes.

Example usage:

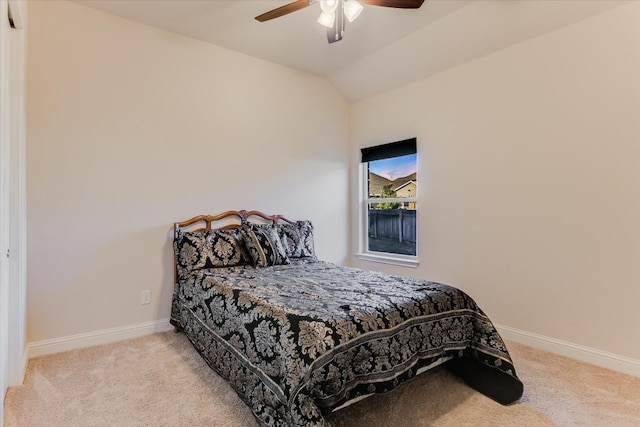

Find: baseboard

[7,347,27,387]
[495,323,640,377]
[23,320,640,378]
[1,382,5,427]
[27,319,174,359]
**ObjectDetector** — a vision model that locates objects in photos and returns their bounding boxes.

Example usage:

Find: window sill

[355,252,419,268]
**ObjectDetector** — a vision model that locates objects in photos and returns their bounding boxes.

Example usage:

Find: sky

[369,154,416,180]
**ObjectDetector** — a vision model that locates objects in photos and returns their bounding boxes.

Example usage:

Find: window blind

[361,138,417,163]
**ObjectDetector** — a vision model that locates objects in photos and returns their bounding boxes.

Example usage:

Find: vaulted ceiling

[75,0,627,102]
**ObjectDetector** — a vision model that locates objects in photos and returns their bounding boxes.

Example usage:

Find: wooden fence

[368,209,416,243]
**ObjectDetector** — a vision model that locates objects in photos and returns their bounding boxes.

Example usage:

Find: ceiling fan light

[344,0,363,22]
[317,11,335,28]
[319,0,339,13]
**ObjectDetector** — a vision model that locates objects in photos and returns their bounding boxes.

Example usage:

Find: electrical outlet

[141,290,151,305]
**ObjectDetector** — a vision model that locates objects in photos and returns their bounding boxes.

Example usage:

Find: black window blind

[361,138,417,163]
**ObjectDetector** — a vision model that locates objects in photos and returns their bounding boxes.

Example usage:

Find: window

[358,138,418,267]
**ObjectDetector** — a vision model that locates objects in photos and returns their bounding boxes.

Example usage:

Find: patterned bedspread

[170,259,523,426]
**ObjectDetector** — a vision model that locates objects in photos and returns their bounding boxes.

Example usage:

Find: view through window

[363,139,417,257]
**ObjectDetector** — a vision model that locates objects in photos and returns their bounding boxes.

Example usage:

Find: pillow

[278,220,316,259]
[240,223,290,267]
[174,228,250,278]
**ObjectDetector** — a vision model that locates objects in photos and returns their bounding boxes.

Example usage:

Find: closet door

[0,0,12,416]
[6,0,25,388]
[1,1,26,418]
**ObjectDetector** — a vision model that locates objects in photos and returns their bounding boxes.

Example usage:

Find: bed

[170,210,523,426]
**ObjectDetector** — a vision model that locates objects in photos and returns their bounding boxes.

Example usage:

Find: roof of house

[368,172,416,197]
[394,180,416,192]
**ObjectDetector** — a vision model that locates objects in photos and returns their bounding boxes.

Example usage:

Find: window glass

[366,153,417,257]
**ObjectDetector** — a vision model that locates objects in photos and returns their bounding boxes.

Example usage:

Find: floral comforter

[170,259,523,426]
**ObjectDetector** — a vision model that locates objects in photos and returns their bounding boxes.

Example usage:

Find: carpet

[4,331,639,426]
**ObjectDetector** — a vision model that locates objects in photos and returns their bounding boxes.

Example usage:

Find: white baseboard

[23,320,640,379]
[7,348,27,387]
[1,385,4,427]
[27,319,174,359]
[495,323,640,378]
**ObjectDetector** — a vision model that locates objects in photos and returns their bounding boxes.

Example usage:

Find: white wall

[24,0,640,375]
[26,1,349,344]
[350,2,640,362]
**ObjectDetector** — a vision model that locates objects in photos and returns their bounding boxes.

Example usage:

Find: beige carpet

[4,331,639,427]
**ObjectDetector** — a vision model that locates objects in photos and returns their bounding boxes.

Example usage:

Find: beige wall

[26,1,349,342]
[350,2,640,360]
[25,0,640,366]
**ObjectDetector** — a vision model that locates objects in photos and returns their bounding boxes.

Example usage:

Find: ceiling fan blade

[255,0,312,22]
[360,0,424,8]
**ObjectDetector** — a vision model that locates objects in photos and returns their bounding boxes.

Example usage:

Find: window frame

[356,144,419,268]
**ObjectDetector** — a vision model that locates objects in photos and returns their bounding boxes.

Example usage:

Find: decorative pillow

[240,223,290,267]
[278,220,316,259]
[174,228,250,278]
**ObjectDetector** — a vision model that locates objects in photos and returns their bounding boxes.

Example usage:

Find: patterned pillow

[174,228,250,278]
[240,223,290,267]
[278,220,316,259]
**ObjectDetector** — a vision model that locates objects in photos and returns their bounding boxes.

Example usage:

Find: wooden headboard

[173,209,293,234]
[173,210,295,284]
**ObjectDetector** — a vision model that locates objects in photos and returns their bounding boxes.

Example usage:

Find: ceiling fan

[255,0,425,44]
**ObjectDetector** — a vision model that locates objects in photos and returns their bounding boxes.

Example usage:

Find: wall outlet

[141,290,151,305]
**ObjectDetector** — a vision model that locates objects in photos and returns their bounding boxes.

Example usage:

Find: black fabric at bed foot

[445,355,524,405]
